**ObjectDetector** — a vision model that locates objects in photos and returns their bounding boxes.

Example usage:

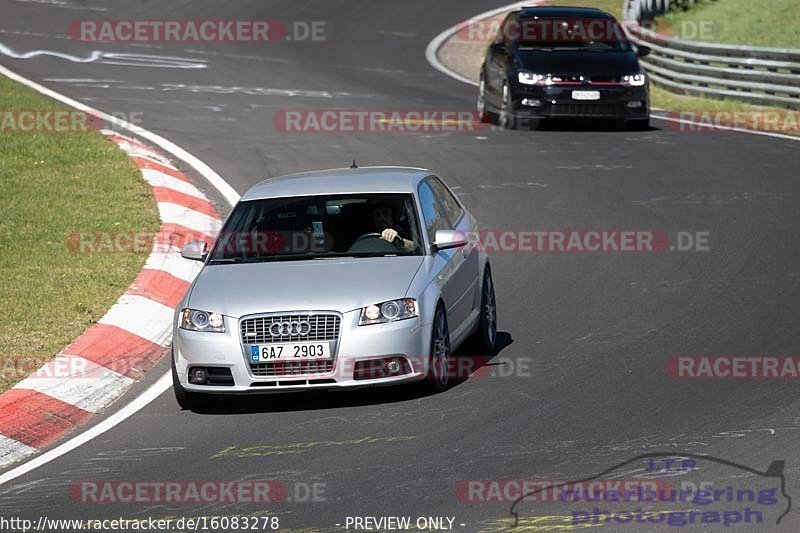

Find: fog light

[627,100,644,109]
[354,357,411,380]
[521,98,542,107]
[189,367,207,384]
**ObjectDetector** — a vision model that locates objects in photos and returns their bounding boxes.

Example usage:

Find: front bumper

[511,83,649,121]
[173,310,432,394]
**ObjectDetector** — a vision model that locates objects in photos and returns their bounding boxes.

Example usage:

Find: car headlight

[622,72,646,86]
[180,308,225,332]
[518,71,545,85]
[359,299,418,326]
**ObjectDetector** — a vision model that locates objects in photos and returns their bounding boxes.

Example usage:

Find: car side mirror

[432,230,467,252]
[635,44,651,57]
[181,241,208,262]
[490,41,506,53]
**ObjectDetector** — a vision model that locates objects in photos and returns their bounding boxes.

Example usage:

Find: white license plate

[250,341,331,362]
[572,90,601,101]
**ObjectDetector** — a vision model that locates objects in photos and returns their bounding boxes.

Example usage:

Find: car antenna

[350,160,358,169]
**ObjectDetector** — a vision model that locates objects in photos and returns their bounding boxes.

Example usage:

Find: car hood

[516,50,639,77]
[187,256,424,317]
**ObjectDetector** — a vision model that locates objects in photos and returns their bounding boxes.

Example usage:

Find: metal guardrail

[623,0,800,109]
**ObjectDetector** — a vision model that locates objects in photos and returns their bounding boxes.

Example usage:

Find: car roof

[516,6,613,19]
[240,166,433,201]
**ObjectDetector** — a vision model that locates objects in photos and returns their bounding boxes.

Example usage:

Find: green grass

[658,0,800,48]
[651,85,774,112]
[649,86,799,136]
[0,75,159,392]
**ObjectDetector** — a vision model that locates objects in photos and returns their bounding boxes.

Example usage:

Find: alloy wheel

[432,309,450,388]
[484,273,497,347]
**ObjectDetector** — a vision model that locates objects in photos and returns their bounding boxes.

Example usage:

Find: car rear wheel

[525,117,544,131]
[499,82,516,130]
[473,267,497,354]
[425,305,451,393]
[171,352,207,410]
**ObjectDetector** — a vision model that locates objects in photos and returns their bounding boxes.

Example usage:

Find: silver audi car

[171,166,496,408]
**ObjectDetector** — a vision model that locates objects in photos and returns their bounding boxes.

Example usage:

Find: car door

[428,176,480,339]
[417,179,472,339]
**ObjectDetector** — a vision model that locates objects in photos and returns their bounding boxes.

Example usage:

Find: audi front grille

[240,313,341,344]
[240,313,341,378]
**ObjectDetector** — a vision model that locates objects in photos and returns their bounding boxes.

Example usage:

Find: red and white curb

[0,131,222,468]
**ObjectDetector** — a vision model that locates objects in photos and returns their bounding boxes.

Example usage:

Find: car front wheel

[477,74,492,124]
[473,267,497,354]
[499,82,516,130]
[425,305,452,393]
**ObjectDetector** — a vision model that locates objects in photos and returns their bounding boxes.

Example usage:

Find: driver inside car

[372,203,415,251]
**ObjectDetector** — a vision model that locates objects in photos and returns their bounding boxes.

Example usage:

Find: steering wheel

[351,232,384,245]
[348,232,402,253]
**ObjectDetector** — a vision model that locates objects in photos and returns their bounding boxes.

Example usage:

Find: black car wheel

[526,117,544,131]
[499,82,516,130]
[425,304,452,393]
[477,74,493,124]
[471,267,497,354]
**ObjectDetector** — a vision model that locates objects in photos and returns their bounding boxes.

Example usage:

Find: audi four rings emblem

[269,320,312,336]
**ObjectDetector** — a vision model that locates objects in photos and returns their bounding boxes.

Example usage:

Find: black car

[478,6,651,130]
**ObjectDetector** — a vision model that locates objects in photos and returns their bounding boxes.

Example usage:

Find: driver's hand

[381,228,399,243]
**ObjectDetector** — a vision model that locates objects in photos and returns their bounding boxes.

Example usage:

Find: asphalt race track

[1,0,800,531]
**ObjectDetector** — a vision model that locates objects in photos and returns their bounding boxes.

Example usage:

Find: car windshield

[513,17,632,52]
[207,193,423,263]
